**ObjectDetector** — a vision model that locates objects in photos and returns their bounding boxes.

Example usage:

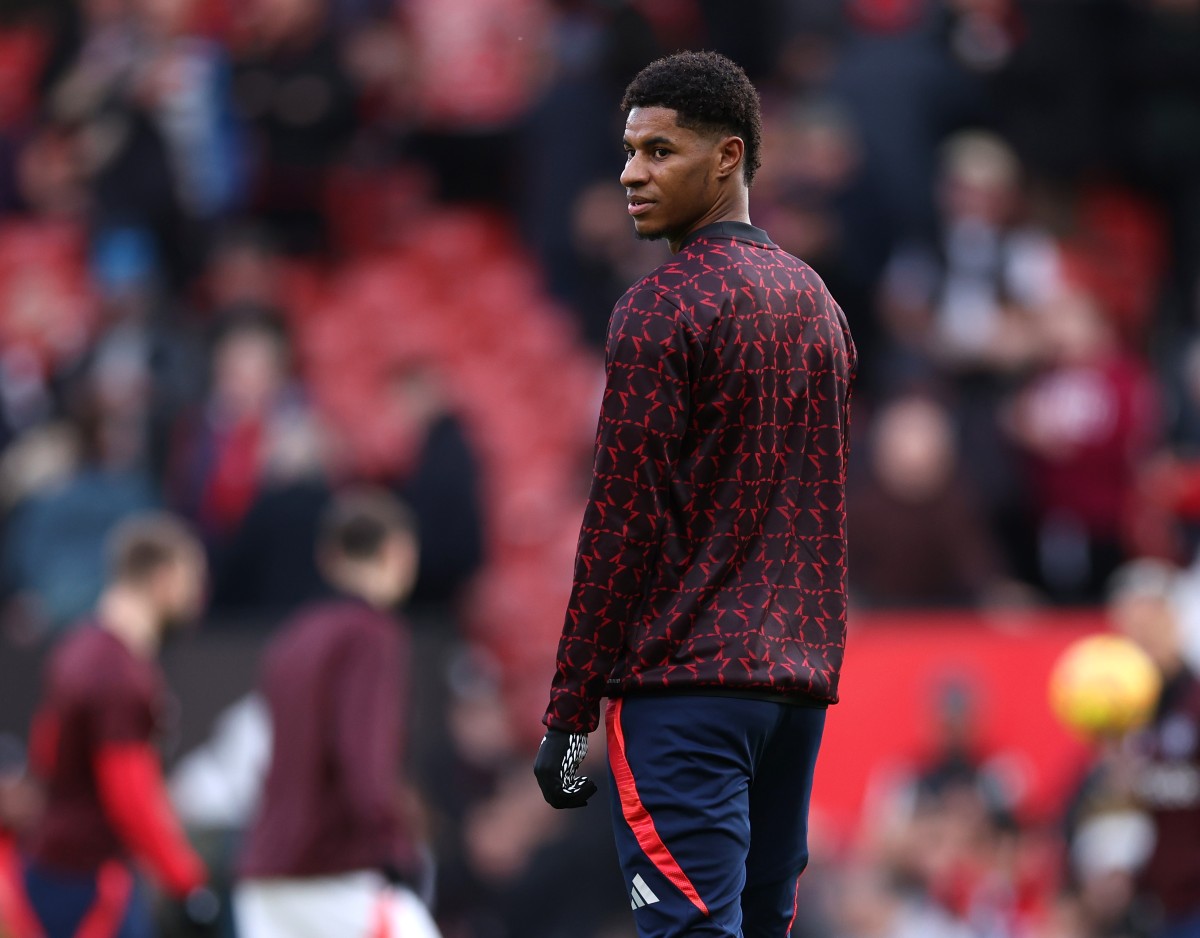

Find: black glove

[534,728,598,809]
[171,886,221,936]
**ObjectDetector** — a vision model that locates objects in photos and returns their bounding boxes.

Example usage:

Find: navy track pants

[606,694,825,938]
[22,858,152,938]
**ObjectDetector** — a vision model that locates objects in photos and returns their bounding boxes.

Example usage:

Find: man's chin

[632,220,666,243]
[161,611,203,640]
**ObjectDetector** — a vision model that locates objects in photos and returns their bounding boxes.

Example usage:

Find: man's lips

[627,197,654,217]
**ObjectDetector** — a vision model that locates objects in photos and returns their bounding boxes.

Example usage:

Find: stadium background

[0,0,1198,934]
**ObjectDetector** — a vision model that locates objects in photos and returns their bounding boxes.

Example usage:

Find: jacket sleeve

[544,287,696,733]
[94,743,206,897]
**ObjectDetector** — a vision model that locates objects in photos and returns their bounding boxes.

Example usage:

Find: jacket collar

[679,220,775,251]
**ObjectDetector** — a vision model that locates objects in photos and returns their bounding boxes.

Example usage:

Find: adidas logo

[629,874,660,910]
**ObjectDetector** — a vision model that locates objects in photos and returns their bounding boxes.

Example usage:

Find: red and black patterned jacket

[544,221,857,734]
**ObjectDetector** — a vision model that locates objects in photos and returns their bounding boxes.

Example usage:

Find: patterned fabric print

[545,223,857,733]
[559,733,590,794]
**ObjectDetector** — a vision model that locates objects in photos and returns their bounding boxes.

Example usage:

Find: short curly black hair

[621,51,763,187]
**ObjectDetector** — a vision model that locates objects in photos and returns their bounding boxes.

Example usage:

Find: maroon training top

[239,597,414,879]
[544,221,857,734]
[26,625,165,871]
[1132,669,1200,919]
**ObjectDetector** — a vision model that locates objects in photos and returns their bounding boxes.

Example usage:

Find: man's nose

[620,152,648,188]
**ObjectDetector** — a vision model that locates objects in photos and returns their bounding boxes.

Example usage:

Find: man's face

[621,107,726,247]
[377,531,419,608]
[156,548,208,630]
[1113,594,1183,676]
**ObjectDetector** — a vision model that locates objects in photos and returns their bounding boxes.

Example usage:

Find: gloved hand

[534,729,598,809]
[170,885,221,936]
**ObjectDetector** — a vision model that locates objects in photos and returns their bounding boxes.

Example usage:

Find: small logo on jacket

[630,874,660,910]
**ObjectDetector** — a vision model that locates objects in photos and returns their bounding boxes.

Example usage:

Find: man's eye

[624,149,634,160]
[653,148,670,159]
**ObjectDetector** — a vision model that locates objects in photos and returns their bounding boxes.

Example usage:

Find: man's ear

[715,135,746,182]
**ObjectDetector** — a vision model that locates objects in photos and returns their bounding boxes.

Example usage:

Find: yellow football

[1048,634,1162,738]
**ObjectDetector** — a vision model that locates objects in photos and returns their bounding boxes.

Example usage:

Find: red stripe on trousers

[787,874,802,933]
[606,698,709,916]
[0,838,44,938]
[75,862,132,938]
[370,891,392,938]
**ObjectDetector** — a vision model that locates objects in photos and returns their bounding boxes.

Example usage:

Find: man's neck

[97,586,161,659]
[669,189,752,254]
[329,572,398,612]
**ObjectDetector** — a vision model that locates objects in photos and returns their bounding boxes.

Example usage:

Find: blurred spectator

[565,179,666,348]
[404,0,551,205]
[63,226,206,478]
[423,648,527,936]
[851,674,1050,938]
[199,223,287,319]
[1,406,158,636]
[168,313,307,546]
[879,130,1057,379]
[1062,560,1200,938]
[43,0,203,282]
[849,778,1044,938]
[1006,286,1162,603]
[1122,0,1200,326]
[0,223,96,454]
[11,124,88,221]
[833,864,974,938]
[1131,332,1200,566]
[1108,560,1200,936]
[940,0,1021,79]
[516,0,676,308]
[211,409,335,618]
[229,0,358,253]
[878,131,1062,582]
[915,679,1010,812]
[991,0,1124,188]
[0,11,48,213]
[382,362,485,609]
[1065,189,1167,350]
[339,14,417,147]
[754,101,889,377]
[826,0,986,244]
[1170,532,1200,678]
[406,0,550,131]
[849,393,1010,608]
[424,646,628,938]
[1168,337,1200,456]
[1061,806,1154,938]
[126,0,245,223]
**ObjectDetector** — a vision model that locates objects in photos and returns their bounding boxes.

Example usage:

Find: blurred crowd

[0,0,1199,935]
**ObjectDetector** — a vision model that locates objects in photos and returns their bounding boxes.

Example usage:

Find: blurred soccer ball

[1048,634,1162,738]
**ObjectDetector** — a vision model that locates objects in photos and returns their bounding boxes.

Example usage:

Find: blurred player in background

[1107,560,1200,937]
[19,513,216,938]
[535,52,856,938]
[235,488,441,938]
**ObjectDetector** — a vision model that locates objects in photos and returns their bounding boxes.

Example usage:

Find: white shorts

[234,871,442,938]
